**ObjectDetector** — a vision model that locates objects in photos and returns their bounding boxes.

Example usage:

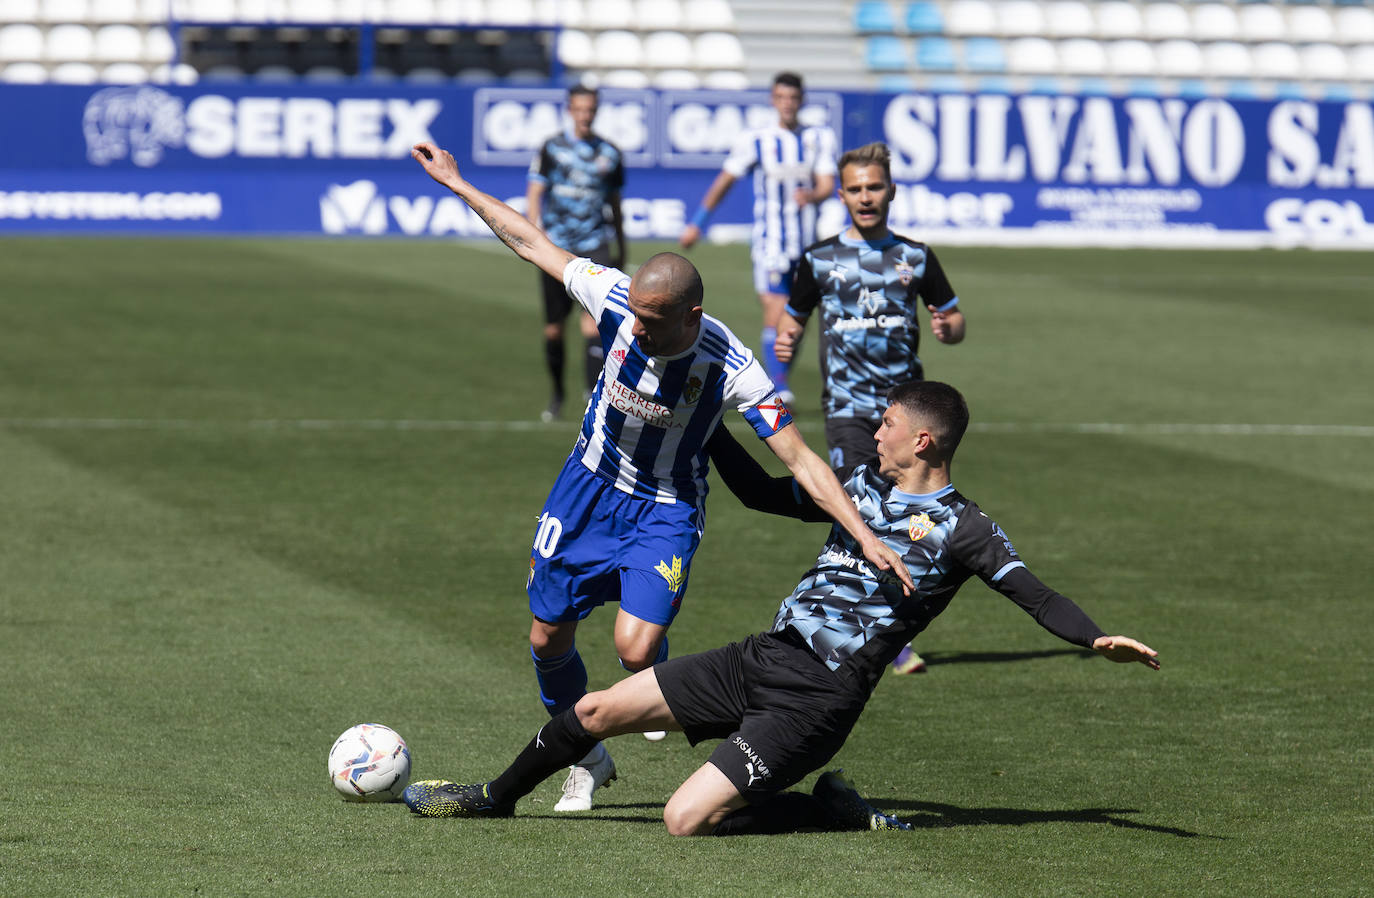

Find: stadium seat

[1076,76,1111,95]
[904,1,944,35]
[91,0,140,23]
[998,0,1046,37]
[682,0,734,31]
[384,0,436,24]
[556,28,593,67]
[854,0,897,34]
[593,29,641,67]
[285,0,337,21]
[45,24,95,61]
[925,73,967,92]
[1143,3,1191,40]
[693,31,743,68]
[1096,1,1144,39]
[254,62,296,79]
[202,64,248,79]
[94,25,144,62]
[1,61,47,81]
[179,0,237,23]
[653,67,700,88]
[1334,6,1374,43]
[865,35,909,70]
[1057,38,1106,75]
[1251,42,1301,78]
[963,36,1007,71]
[1191,4,1241,41]
[914,35,957,70]
[1348,44,1374,79]
[701,68,748,88]
[1272,81,1307,99]
[0,0,39,25]
[1238,5,1285,41]
[1322,83,1356,101]
[0,24,44,61]
[643,30,692,68]
[601,68,649,87]
[139,0,171,24]
[151,60,199,82]
[1127,77,1163,96]
[1045,0,1093,37]
[453,66,499,82]
[1300,42,1347,79]
[1176,79,1210,98]
[1006,35,1057,72]
[876,72,915,91]
[1202,41,1252,77]
[1287,6,1335,42]
[636,0,682,30]
[484,0,536,26]
[144,26,175,63]
[1107,39,1155,75]
[945,0,995,35]
[50,61,98,82]
[1154,38,1202,76]
[584,0,633,29]
[1028,75,1063,93]
[39,0,89,23]
[1224,80,1259,99]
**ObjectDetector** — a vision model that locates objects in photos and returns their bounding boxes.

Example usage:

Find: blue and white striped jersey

[723,123,838,269]
[563,257,793,504]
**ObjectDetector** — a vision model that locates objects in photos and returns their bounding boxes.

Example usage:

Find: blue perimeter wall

[2,82,1371,248]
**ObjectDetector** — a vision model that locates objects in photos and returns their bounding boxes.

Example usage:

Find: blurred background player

[775,141,966,675]
[412,139,912,813]
[526,85,627,423]
[679,72,837,403]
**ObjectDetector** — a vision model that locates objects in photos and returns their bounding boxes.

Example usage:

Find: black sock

[711,791,838,836]
[584,339,604,393]
[488,709,598,806]
[545,337,565,400]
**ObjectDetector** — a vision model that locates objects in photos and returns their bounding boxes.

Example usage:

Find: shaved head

[629,252,704,311]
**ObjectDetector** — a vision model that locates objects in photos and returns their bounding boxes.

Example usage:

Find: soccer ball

[328,723,412,802]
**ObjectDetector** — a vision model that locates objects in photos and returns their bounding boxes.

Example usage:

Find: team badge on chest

[908,512,934,541]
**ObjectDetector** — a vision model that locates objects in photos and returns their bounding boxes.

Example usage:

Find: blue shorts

[751,253,797,297]
[527,456,704,627]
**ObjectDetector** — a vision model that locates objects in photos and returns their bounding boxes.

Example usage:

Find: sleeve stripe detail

[991,561,1026,583]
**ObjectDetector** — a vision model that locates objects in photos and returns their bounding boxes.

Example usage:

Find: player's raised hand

[679,224,701,249]
[412,142,460,188]
[1092,635,1160,669]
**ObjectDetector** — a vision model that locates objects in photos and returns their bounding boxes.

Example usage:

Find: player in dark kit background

[526,85,627,423]
[402,381,1159,835]
[776,141,967,674]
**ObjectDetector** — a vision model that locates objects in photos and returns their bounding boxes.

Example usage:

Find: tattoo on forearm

[472,201,527,250]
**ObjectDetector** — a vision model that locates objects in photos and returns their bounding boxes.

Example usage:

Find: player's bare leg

[614,608,671,741]
[663,762,748,836]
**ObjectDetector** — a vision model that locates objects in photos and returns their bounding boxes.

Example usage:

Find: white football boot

[554,742,617,811]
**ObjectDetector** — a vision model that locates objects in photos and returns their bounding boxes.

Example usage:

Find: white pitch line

[1,418,1372,437]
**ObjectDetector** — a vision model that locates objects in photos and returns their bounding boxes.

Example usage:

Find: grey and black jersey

[771,466,1105,692]
[787,232,959,422]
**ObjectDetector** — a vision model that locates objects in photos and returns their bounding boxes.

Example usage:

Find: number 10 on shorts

[534,512,563,558]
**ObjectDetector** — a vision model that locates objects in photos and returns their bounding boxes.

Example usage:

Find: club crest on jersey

[755,396,789,432]
[895,260,914,285]
[681,375,704,405]
[908,512,934,541]
[655,555,685,593]
[527,557,536,587]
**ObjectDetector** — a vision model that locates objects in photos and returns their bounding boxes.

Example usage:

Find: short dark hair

[838,142,892,185]
[887,381,969,462]
[567,85,598,103]
[773,72,803,92]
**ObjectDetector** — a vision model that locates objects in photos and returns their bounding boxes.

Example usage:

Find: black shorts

[540,243,617,325]
[654,629,867,801]
[824,416,880,481]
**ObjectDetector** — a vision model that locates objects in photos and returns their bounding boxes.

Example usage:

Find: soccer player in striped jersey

[411,140,912,813]
[525,85,626,423]
[403,381,1159,834]
[679,72,838,403]
[776,142,967,675]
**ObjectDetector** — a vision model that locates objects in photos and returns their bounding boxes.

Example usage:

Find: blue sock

[531,644,588,717]
[761,327,787,391]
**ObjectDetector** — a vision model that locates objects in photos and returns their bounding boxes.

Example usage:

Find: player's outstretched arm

[764,426,914,595]
[412,142,575,280]
[1092,635,1160,669]
[680,170,737,249]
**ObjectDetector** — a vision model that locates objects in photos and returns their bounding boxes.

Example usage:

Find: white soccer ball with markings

[328,723,412,802]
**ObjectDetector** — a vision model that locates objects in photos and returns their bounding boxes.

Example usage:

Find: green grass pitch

[0,237,1370,897]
